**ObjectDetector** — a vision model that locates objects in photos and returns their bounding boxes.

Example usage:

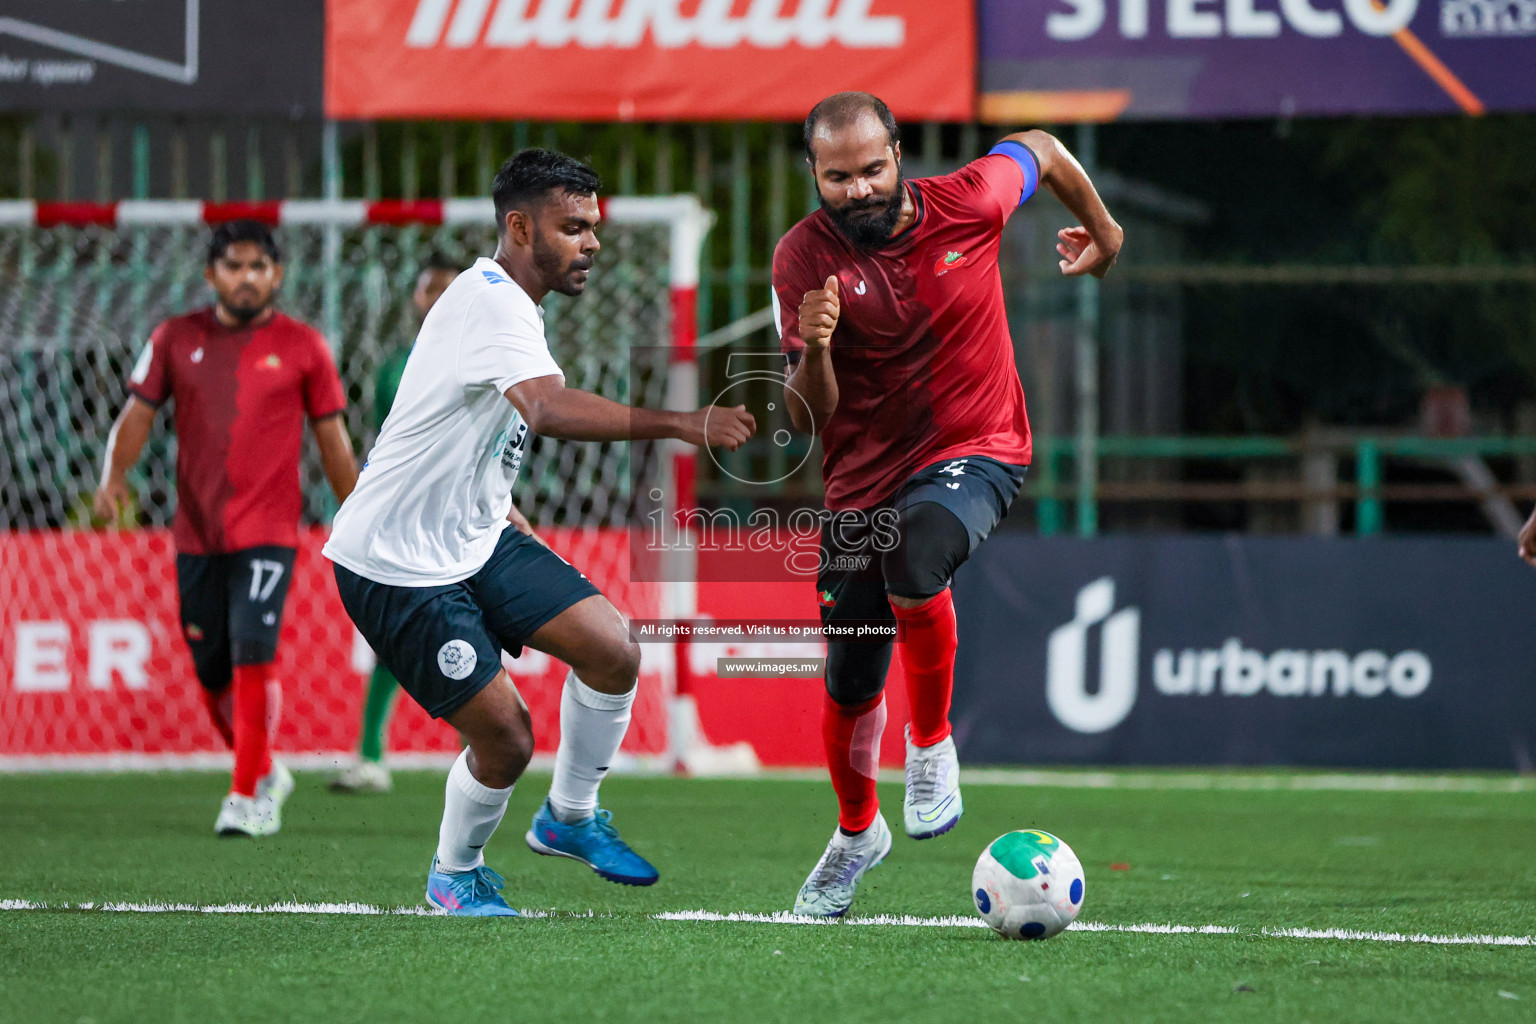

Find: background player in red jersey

[773,92,1122,916]
[94,220,359,838]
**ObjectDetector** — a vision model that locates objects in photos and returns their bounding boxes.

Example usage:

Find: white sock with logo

[435,748,513,873]
[547,671,635,824]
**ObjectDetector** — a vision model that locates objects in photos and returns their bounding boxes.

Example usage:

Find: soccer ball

[972,830,1085,940]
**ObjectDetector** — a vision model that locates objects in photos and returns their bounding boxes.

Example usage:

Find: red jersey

[774,148,1038,510]
[127,307,346,554]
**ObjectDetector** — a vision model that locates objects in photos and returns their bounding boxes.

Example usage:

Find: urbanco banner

[0,0,323,115]
[325,0,974,121]
[979,0,1536,122]
[951,536,1536,770]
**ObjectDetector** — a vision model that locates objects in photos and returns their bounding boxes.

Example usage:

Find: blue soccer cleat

[425,858,521,917]
[525,799,659,886]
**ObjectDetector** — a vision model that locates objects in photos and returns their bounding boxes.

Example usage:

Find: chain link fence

[0,218,674,531]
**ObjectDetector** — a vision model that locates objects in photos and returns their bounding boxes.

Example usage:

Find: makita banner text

[952,536,1536,770]
[325,0,974,121]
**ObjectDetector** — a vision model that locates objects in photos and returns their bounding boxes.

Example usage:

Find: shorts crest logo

[437,639,478,681]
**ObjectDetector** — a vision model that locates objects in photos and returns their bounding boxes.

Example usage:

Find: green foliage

[1101,115,1536,429]
[1320,115,1536,264]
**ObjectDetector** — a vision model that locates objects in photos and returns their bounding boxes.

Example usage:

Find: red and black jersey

[127,307,346,554]
[774,146,1039,511]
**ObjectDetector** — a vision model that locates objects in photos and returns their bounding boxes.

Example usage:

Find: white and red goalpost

[0,196,717,772]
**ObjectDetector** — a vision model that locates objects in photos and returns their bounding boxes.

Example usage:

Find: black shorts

[176,545,297,692]
[333,527,601,720]
[818,455,1027,625]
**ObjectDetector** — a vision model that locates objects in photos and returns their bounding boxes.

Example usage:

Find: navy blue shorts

[176,545,296,692]
[333,527,601,720]
[818,455,1027,621]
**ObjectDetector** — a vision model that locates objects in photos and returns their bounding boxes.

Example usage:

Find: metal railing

[1031,435,1536,537]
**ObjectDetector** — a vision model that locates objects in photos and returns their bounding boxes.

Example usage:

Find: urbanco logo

[406,0,906,50]
[1046,578,1140,735]
[1045,577,1436,735]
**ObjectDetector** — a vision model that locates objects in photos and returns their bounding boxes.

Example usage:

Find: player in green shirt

[331,255,460,793]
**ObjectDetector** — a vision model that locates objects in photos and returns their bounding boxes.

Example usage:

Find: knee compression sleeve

[824,640,893,706]
[882,501,970,601]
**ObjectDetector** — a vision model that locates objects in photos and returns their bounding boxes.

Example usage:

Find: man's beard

[822,171,906,249]
[223,291,269,322]
[533,228,593,297]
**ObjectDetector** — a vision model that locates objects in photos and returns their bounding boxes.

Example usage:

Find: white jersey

[323,258,563,585]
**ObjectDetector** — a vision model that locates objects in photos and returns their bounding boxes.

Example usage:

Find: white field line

[1,758,1529,793]
[956,769,1536,795]
[1,899,1529,946]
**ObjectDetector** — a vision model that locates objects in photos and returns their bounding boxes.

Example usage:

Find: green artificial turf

[1,769,1533,1024]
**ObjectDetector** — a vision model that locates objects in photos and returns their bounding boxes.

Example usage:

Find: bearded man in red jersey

[96,220,359,838]
[773,92,1122,917]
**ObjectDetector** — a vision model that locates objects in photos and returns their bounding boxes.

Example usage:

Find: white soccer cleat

[792,813,893,918]
[329,761,392,794]
[215,793,281,837]
[259,760,296,808]
[903,726,962,839]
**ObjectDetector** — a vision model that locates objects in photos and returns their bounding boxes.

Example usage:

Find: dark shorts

[818,455,1027,626]
[176,545,297,692]
[332,527,601,720]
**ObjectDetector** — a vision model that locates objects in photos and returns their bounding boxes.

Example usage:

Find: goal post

[0,195,709,771]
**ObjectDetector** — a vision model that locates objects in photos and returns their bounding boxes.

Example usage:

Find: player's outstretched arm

[506,375,755,450]
[1003,130,1123,279]
[93,396,156,525]
[311,414,360,505]
[784,275,841,434]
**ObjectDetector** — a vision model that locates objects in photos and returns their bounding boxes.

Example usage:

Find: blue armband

[987,140,1040,207]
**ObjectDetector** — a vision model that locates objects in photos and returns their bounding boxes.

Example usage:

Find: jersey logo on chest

[258,353,283,371]
[498,421,529,473]
[934,250,968,276]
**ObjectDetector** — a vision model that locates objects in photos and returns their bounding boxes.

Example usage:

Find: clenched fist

[684,405,757,452]
[798,275,840,350]
[93,476,133,526]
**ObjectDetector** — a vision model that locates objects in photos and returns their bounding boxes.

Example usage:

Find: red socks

[231,663,277,797]
[201,686,234,747]
[891,589,958,748]
[821,590,957,832]
[822,693,886,833]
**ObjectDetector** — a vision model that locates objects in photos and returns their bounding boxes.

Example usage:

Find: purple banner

[979,0,1536,121]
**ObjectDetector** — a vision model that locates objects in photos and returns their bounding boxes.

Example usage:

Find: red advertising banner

[325,0,974,121]
[0,528,908,768]
[0,528,666,763]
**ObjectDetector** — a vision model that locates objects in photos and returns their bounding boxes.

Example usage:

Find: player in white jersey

[325,149,755,916]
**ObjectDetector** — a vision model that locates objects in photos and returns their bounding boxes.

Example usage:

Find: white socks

[435,748,513,873]
[548,671,635,824]
[434,673,636,865]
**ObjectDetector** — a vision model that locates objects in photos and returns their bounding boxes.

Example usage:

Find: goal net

[0,196,707,770]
